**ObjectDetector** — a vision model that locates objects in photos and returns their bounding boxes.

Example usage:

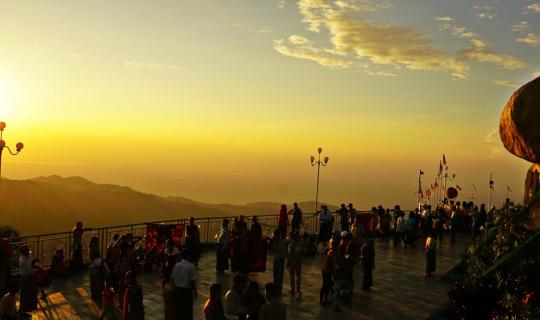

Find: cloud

[493,80,521,87]
[517,33,540,46]
[474,6,497,21]
[524,3,540,14]
[124,62,187,72]
[273,37,351,68]
[274,0,468,78]
[276,0,285,8]
[512,21,529,33]
[484,130,504,158]
[435,16,454,22]
[438,22,527,70]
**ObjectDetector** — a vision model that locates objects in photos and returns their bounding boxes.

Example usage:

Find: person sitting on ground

[0,280,18,320]
[203,283,227,320]
[258,283,287,320]
[50,249,69,278]
[224,274,248,320]
[246,281,266,320]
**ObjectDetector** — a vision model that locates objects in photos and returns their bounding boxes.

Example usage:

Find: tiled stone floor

[30,235,469,320]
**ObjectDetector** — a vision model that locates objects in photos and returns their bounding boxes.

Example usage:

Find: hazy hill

[0,176,336,235]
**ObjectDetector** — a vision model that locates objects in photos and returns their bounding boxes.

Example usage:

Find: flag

[472,184,477,194]
[438,161,443,176]
[456,184,462,191]
[443,154,447,165]
[489,173,494,191]
[507,186,512,193]
[434,181,439,189]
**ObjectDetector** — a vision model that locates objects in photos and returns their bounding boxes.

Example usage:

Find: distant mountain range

[0,175,337,235]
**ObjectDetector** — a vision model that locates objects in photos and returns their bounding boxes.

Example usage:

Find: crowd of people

[0,199,502,319]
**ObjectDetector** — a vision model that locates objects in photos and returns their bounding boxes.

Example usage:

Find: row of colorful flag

[417,154,513,203]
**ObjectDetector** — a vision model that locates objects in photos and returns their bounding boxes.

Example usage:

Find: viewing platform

[29,234,470,320]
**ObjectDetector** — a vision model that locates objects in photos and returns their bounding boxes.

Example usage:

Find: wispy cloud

[493,80,521,87]
[517,33,540,46]
[523,3,540,14]
[273,36,351,68]
[435,16,454,22]
[484,130,504,159]
[512,21,529,33]
[438,22,527,70]
[474,6,497,21]
[124,62,188,72]
[274,0,468,78]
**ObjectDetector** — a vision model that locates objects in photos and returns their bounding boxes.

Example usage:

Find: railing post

[206,218,210,245]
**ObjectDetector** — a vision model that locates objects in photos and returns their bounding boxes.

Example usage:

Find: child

[34,259,51,300]
[101,280,116,320]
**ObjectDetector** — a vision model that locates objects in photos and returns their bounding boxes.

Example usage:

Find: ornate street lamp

[310,147,329,215]
[0,121,24,182]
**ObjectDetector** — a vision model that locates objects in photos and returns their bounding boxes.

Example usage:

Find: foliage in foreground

[447,202,539,319]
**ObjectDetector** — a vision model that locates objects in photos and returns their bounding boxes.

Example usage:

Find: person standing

[333,244,351,312]
[338,204,349,232]
[171,251,197,320]
[123,271,144,320]
[203,283,226,320]
[450,206,458,242]
[348,204,357,228]
[370,207,379,234]
[18,245,37,317]
[405,211,417,247]
[185,217,201,264]
[318,206,333,245]
[320,240,337,307]
[287,231,304,295]
[278,205,288,235]
[258,283,287,320]
[271,229,288,296]
[162,255,178,320]
[425,233,436,277]
[89,236,105,300]
[290,203,303,231]
[216,219,231,273]
[395,212,406,247]
[248,216,266,273]
[71,221,89,270]
[361,240,375,291]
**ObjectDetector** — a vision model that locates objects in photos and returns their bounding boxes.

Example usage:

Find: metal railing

[9,211,374,267]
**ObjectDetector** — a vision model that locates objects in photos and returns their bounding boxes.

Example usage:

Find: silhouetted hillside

[0,176,337,235]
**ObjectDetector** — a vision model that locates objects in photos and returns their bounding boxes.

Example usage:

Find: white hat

[340,231,349,238]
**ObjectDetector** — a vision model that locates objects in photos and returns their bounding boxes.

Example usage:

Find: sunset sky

[0,0,539,209]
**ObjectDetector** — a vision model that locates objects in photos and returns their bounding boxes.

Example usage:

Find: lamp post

[310,147,329,215]
[0,121,24,182]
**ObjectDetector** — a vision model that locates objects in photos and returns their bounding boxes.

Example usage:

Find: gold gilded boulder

[499,77,540,163]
